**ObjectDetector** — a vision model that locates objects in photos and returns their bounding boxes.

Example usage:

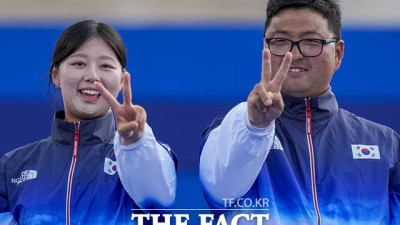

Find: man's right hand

[247,49,292,128]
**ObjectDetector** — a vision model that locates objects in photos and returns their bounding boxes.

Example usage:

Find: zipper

[305,98,321,225]
[66,122,80,225]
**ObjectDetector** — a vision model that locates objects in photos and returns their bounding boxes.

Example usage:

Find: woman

[0,20,177,225]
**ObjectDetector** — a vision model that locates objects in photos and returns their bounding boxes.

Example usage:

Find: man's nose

[290,43,304,60]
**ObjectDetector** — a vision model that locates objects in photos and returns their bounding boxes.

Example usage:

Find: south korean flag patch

[351,144,380,159]
[104,158,118,175]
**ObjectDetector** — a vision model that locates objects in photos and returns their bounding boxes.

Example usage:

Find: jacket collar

[281,87,339,121]
[51,111,115,145]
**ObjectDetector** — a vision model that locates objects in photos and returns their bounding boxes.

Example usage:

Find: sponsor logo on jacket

[104,158,118,175]
[351,144,380,159]
[11,170,38,185]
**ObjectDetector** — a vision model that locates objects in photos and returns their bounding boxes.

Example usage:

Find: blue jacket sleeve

[0,155,10,213]
[389,131,400,225]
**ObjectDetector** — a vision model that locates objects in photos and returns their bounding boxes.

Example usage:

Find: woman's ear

[51,66,60,87]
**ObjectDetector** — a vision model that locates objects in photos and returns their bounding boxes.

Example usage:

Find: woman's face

[52,37,123,122]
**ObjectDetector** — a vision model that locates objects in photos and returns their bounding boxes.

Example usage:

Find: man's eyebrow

[300,31,323,37]
[268,30,291,36]
[268,30,323,38]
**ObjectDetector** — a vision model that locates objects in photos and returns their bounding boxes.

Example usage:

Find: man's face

[264,8,344,98]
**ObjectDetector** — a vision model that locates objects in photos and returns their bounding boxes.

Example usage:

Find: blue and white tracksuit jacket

[200,89,400,225]
[0,111,177,225]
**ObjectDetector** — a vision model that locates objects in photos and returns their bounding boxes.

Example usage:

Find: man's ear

[51,66,60,87]
[334,40,344,72]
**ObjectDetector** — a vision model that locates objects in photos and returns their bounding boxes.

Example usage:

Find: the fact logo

[104,158,118,175]
[351,144,380,159]
[11,170,38,185]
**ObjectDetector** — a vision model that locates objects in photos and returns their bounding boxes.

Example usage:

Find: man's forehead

[265,8,331,38]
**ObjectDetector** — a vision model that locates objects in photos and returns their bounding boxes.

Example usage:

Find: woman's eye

[72,62,85,67]
[101,64,114,69]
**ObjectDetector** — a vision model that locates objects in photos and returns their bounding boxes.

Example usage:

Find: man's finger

[253,98,267,113]
[254,83,272,106]
[95,82,120,110]
[122,72,132,105]
[261,49,272,86]
[269,52,292,92]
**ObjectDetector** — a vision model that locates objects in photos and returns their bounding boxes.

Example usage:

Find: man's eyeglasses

[264,38,338,57]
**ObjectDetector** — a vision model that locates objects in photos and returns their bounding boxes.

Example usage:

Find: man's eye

[303,40,321,46]
[271,39,290,46]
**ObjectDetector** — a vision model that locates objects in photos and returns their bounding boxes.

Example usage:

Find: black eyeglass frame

[264,38,338,57]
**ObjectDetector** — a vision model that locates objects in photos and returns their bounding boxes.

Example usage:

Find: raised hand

[95,72,147,145]
[247,49,292,128]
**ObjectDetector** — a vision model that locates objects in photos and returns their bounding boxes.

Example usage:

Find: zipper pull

[306,98,312,135]
[73,122,80,158]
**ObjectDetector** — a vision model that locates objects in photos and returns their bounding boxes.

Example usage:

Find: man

[199,0,400,224]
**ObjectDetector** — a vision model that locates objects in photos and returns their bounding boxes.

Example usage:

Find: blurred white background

[1,0,399,27]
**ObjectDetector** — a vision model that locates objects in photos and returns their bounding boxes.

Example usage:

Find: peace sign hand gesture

[247,49,292,128]
[95,72,147,145]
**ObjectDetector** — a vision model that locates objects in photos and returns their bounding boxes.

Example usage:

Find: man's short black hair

[264,0,342,39]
